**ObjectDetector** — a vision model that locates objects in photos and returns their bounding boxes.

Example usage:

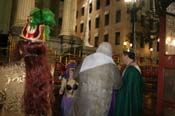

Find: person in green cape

[115,48,143,116]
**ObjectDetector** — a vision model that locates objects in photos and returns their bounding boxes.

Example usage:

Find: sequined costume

[59,60,78,116]
[60,78,78,116]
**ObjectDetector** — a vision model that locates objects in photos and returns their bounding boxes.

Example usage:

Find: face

[27,16,32,23]
[122,53,128,65]
[69,70,74,79]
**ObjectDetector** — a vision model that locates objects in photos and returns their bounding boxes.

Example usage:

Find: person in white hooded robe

[73,42,122,116]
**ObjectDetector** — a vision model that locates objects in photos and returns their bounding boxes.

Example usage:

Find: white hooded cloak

[73,42,122,116]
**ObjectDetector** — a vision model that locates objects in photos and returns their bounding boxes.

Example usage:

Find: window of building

[89,3,92,13]
[58,17,62,33]
[116,10,121,23]
[115,32,120,45]
[94,36,99,47]
[58,17,62,25]
[157,41,159,51]
[75,25,77,32]
[140,35,144,48]
[106,0,110,6]
[96,0,100,10]
[149,19,153,30]
[141,15,145,27]
[76,11,78,19]
[89,20,91,30]
[88,37,91,43]
[81,7,85,16]
[104,34,109,42]
[80,23,84,33]
[95,17,100,28]
[104,13,110,26]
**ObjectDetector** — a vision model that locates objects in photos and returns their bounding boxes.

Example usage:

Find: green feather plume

[29,7,56,40]
[45,25,50,41]
[30,8,42,26]
[42,8,56,26]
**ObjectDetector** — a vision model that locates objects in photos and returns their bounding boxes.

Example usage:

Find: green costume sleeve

[116,65,143,116]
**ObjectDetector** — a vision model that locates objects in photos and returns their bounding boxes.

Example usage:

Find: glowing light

[123,41,127,46]
[130,43,133,47]
[157,38,160,42]
[150,48,153,52]
[125,0,132,2]
[166,37,171,44]
[124,0,136,3]
[171,39,175,46]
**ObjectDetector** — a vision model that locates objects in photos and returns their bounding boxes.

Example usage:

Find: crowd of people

[58,42,143,116]
[0,41,143,116]
[0,7,143,116]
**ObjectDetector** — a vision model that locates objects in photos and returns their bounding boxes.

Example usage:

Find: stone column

[60,0,77,36]
[0,0,13,33]
[14,0,35,27]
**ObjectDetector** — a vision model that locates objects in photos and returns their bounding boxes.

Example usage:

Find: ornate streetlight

[124,0,138,50]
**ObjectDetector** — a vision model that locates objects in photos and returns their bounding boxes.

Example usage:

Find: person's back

[78,64,117,116]
[73,42,121,116]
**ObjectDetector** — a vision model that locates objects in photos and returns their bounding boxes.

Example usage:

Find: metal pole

[60,36,63,53]
[131,2,136,50]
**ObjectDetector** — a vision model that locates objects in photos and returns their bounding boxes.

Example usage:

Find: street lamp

[125,0,138,50]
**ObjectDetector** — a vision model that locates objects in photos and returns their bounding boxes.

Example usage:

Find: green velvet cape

[115,65,143,116]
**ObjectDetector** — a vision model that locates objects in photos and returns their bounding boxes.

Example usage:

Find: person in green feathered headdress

[20,7,56,42]
[17,7,56,116]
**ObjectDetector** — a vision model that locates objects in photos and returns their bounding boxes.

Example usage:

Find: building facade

[75,0,159,65]
[0,0,159,65]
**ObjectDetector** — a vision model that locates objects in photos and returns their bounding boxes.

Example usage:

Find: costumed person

[18,7,56,116]
[65,58,77,79]
[59,59,78,116]
[115,48,143,116]
[107,85,118,116]
[73,42,122,116]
